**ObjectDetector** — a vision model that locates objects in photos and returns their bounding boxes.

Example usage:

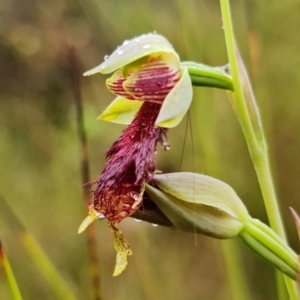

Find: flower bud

[147,172,249,238]
[147,173,299,279]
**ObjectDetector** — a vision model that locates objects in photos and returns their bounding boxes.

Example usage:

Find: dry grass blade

[67,47,102,300]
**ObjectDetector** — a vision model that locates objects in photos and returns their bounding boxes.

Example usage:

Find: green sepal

[84,33,179,75]
[98,96,142,124]
[146,184,243,239]
[153,172,248,222]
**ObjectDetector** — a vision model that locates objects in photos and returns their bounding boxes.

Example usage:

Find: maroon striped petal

[106,69,136,100]
[124,54,180,103]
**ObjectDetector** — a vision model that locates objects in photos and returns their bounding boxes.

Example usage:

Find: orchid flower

[80,33,194,226]
[84,33,193,128]
[78,33,194,275]
[78,33,235,276]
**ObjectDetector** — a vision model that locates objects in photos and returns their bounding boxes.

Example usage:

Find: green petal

[155,68,193,128]
[98,96,143,124]
[84,33,179,76]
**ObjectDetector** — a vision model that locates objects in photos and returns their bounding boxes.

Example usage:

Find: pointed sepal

[98,96,143,124]
[109,223,132,276]
[84,33,179,75]
[78,209,102,234]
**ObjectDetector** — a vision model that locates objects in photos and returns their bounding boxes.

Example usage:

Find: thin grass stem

[221,240,252,300]
[21,233,77,300]
[0,240,23,300]
[0,198,77,300]
[68,47,102,300]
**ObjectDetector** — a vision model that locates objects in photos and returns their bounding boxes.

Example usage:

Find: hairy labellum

[90,102,168,223]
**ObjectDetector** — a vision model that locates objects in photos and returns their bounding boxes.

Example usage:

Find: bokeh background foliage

[0,0,300,299]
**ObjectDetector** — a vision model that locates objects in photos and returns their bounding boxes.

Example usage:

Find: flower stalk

[219,0,299,298]
[219,0,284,238]
[181,61,233,90]
[240,219,298,279]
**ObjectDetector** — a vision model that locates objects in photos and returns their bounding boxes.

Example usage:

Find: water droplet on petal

[161,134,170,151]
[135,38,140,42]
[134,87,143,93]
[104,55,109,61]
[118,49,124,55]
[123,40,130,45]
[97,212,106,220]
[143,44,150,49]
[135,218,142,222]
[130,192,139,201]
[152,223,158,227]
[163,142,170,151]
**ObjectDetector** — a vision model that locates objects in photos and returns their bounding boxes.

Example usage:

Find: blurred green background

[0,0,300,299]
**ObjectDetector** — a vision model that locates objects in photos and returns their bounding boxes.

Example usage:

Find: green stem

[241,228,299,300]
[239,230,297,280]
[244,220,298,271]
[250,218,297,260]
[0,240,23,300]
[219,0,285,240]
[219,0,299,298]
[254,155,286,238]
[181,61,233,90]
